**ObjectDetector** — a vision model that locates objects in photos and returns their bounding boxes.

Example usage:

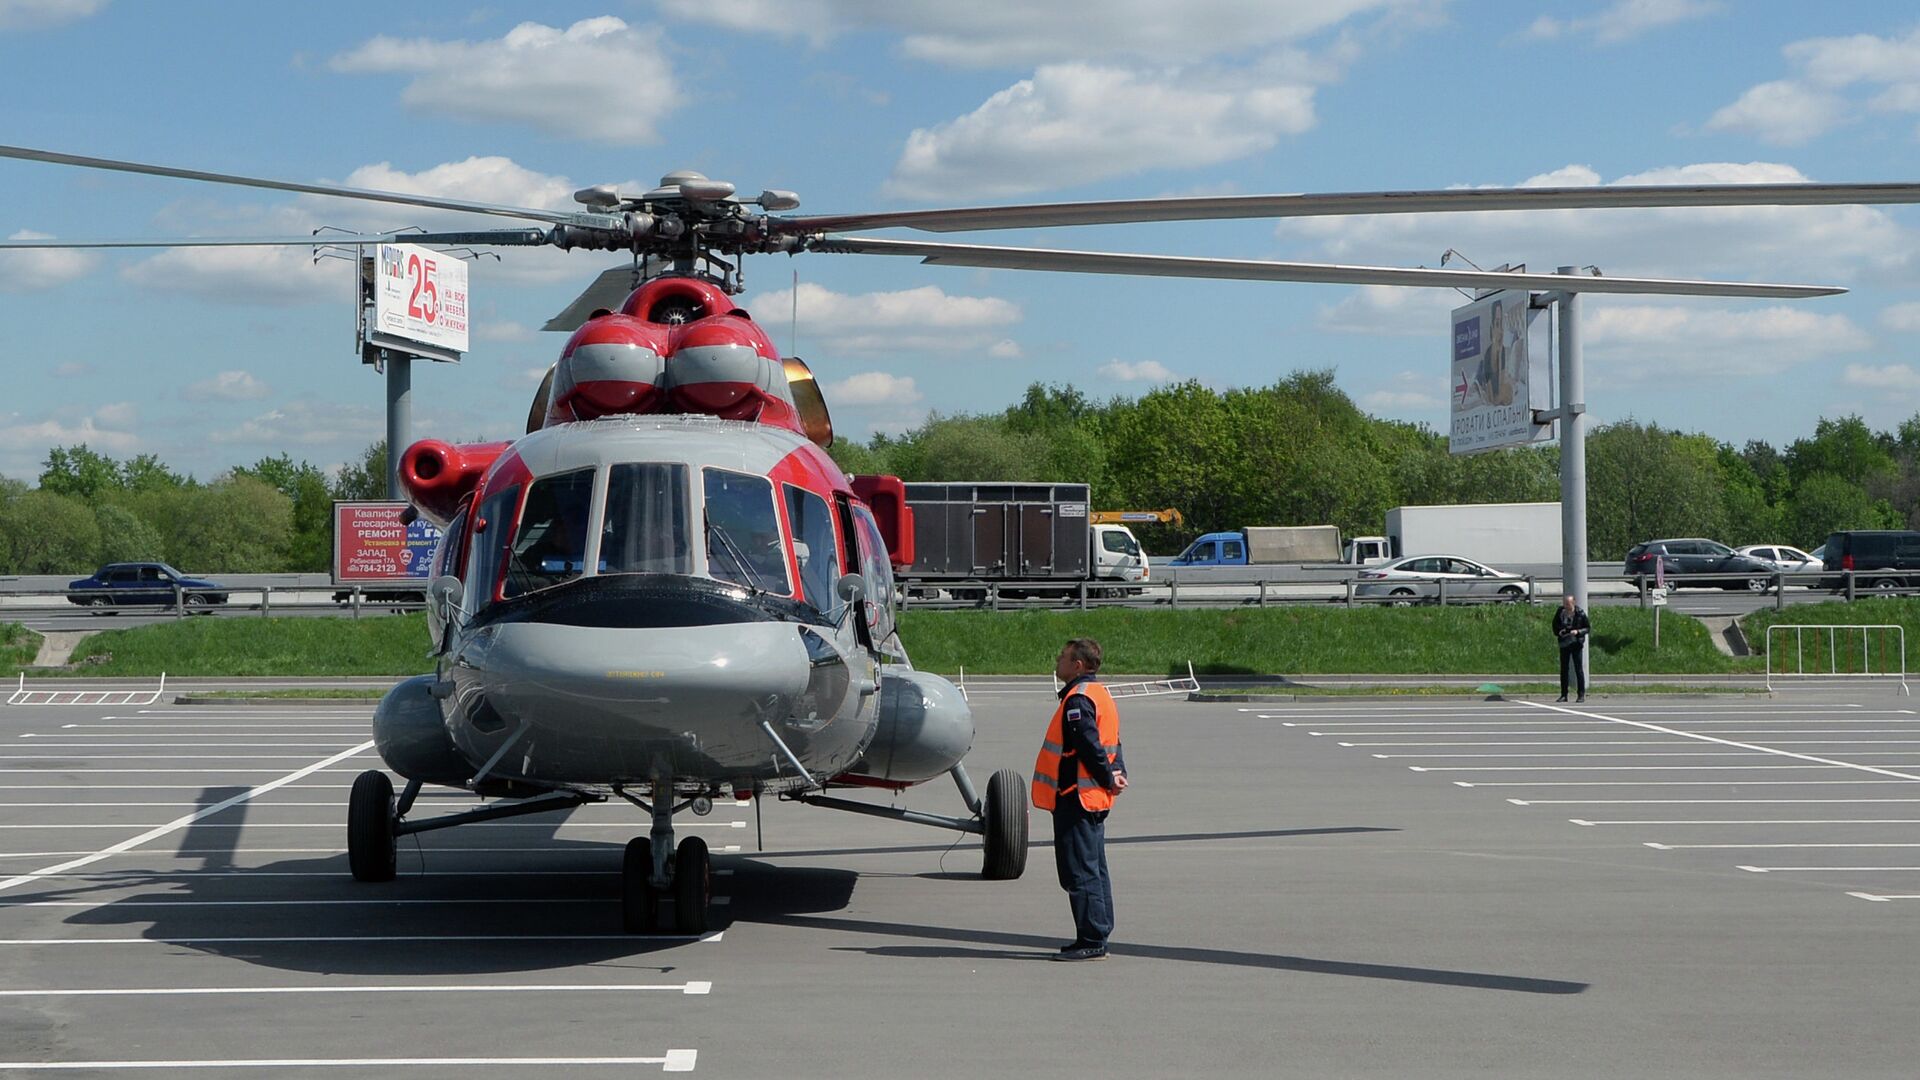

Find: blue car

[66,562,230,607]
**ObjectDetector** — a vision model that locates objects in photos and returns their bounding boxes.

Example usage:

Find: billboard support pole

[1554,267,1590,693]
[386,354,411,501]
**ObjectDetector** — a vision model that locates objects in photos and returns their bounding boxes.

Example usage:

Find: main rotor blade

[812,237,1847,298]
[783,181,1920,234]
[0,229,552,249]
[0,144,578,225]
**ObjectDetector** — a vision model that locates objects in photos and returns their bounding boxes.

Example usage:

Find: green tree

[1585,421,1728,560]
[1785,416,1895,487]
[1785,472,1900,548]
[0,490,101,573]
[233,454,335,571]
[93,503,168,564]
[39,445,125,500]
[332,441,389,501]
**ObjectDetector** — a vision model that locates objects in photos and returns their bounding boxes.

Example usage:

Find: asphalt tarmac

[1,684,1918,1076]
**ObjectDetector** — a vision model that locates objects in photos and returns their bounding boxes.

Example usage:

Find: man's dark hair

[1064,638,1103,672]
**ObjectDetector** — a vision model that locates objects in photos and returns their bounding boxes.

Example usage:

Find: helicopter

[3,143,1916,934]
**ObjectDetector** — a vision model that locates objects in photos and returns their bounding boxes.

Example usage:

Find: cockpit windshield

[506,468,595,598]
[602,463,693,576]
[704,468,791,594]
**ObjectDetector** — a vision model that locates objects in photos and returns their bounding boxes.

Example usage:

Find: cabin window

[601,463,693,576]
[1101,530,1139,555]
[432,505,470,582]
[505,468,597,598]
[851,503,897,642]
[703,468,791,595]
[466,483,523,606]
[784,484,842,620]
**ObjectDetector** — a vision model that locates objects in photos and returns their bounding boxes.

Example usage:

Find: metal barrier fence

[1763,623,1911,695]
[0,584,426,618]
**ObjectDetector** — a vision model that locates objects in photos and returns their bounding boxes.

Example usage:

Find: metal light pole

[1555,267,1587,615]
[386,354,411,500]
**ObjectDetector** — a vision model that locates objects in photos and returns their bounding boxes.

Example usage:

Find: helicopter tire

[673,836,712,935]
[347,770,397,883]
[622,837,660,933]
[980,768,1029,881]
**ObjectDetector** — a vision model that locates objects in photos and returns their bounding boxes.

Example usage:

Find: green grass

[24,605,1761,679]
[0,622,41,672]
[898,605,1755,676]
[65,615,436,677]
[1742,599,1920,675]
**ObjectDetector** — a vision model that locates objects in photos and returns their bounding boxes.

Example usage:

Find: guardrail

[1764,623,1911,695]
[0,584,427,618]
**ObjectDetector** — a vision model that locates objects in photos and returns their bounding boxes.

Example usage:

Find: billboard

[1450,289,1552,455]
[371,243,469,358]
[333,501,444,584]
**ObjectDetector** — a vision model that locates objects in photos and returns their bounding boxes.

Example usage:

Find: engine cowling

[841,667,974,784]
[372,674,474,785]
[400,440,511,526]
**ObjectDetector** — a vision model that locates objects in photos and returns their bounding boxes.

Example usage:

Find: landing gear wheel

[981,768,1029,880]
[347,769,397,882]
[622,837,660,934]
[673,836,712,935]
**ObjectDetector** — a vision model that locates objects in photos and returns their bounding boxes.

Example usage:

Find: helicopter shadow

[49,785,858,977]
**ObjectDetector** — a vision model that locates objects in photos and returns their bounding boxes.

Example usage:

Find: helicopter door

[849,502,897,646]
[783,484,843,622]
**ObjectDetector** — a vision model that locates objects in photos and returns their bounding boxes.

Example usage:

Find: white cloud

[0,0,104,31]
[1099,359,1176,382]
[1360,371,1444,414]
[1705,80,1847,146]
[888,62,1317,199]
[330,18,680,145]
[1276,162,1916,283]
[827,372,922,406]
[477,320,537,344]
[1522,0,1720,45]
[122,242,350,307]
[1882,302,1920,333]
[1317,285,1457,336]
[659,0,1395,66]
[1583,303,1871,382]
[987,339,1023,359]
[210,401,384,447]
[0,405,138,477]
[746,282,1020,352]
[1707,27,1920,145]
[1841,364,1920,394]
[184,371,270,402]
[51,361,93,378]
[0,231,98,291]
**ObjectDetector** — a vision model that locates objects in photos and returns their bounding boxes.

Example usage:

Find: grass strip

[0,622,42,672]
[180,689,390,700]
[898,605,1754,676]
[64,615,435,677]
[27,605,1760,679]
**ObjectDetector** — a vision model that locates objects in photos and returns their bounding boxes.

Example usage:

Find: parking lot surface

[1,685,1917,1076]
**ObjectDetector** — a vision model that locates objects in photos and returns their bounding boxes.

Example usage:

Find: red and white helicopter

[2,144,1908,933]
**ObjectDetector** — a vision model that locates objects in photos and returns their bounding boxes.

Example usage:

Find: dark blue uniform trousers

[1053,798,1114,946]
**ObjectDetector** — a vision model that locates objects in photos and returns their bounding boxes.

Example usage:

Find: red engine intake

[400,439,512,525]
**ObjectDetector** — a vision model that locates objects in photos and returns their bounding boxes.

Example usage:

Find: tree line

[2,371,1911,574]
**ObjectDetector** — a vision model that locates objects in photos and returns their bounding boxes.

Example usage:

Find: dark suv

[1820,530,1920,593]
[1622,538,1774,591]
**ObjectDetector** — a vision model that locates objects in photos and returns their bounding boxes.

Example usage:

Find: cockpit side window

[505,468,597,599]
[851,503,897,643]
[602,463,693,576]
[784,483,843,620]
[466,483,524,606]
[703,468,791,595]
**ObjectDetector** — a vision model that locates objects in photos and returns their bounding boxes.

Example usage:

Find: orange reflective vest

[1032,681,1121,812]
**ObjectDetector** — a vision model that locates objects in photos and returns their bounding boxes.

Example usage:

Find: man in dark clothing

[1039,638,1127,962]
[1553,594,1591,702]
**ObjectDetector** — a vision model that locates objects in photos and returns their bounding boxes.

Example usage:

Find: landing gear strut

[616,787,713,935]
[346,769,593,883]
[790,764,1029,880]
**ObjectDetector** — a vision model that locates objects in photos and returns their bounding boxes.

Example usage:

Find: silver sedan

[1354,554,1530,604]
[1735,544,1821,577]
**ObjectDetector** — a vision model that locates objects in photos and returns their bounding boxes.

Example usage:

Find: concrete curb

[171,695,382,706]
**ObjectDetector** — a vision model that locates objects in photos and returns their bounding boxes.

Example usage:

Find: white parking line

[1648,843,1920,849]
[1572,818,1920,825]
[0,822,747,830]
[1848,893,1920,901]
[1351,739,1920,746]
[1376,752,1771,758]
[0,933,724,945]
[0,847,627,858]
[1511,798,1920,805]
[19,740,378,745]
[5,899,610,908]
[0,1052,698,1071]
[1740,866,1920,872]
[1455,780,1917,787]
[1413,765,1868,771]
[0,742,373,895]
[1523,700,1920,781]
[0,982,711,996]
[1331,729,1920,737]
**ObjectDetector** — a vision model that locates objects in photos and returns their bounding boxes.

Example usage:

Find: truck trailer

[1385,502,1562,564]
[901,481,1148,594]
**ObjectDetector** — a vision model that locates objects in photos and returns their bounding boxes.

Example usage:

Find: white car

[1354,554,1529,604]
[1735,544,1821,578]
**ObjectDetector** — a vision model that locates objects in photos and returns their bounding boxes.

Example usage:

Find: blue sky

[2,0,1918,481]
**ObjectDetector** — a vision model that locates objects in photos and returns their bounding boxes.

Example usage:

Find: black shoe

[1058,939,1088,953]
[1555,695,1568,702]
[1576,696,1586,703]
[1053,944,1108,962]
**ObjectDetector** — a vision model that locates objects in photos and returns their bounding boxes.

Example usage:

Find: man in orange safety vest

[1032,637,1127,961]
